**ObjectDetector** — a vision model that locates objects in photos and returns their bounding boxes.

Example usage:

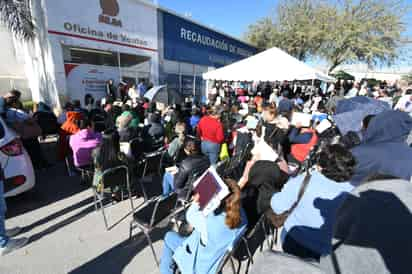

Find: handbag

[268,171,312,228]
[219,143,229,161]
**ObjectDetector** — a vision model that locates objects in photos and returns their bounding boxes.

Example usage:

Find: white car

[0,117,35,197]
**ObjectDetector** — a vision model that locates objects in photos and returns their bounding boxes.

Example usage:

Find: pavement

[0,140,262,274]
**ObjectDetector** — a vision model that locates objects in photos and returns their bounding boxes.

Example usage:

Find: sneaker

[6,227,22,237]
[0,237,29,256]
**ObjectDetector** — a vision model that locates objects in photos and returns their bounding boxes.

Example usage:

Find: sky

[157,0,412,68]
[157,0,277,39]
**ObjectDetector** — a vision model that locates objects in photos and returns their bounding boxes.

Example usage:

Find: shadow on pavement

[6,163,90,219]
[26,202,96,245]
[68,227,168,274]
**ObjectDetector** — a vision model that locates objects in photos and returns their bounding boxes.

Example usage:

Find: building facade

[157,10,257,101]
[5,0,256,108]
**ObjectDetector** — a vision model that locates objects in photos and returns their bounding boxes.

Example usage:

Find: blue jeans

[160,231,186,274]
[201,141,221,165]
[0,181,8,247]
[162,171,175,196]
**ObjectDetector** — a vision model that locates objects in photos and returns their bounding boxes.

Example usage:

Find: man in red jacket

[197,106,224,165]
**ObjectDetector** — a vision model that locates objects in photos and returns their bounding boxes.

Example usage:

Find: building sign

[46,0,157,51]
[99,0,122,27]
[162,11,257,67]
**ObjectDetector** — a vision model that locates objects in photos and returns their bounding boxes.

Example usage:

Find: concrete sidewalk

[2,162,164,274]
[0,140,266,274]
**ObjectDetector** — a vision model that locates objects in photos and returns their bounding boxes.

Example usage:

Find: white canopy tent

[203,47,335,82]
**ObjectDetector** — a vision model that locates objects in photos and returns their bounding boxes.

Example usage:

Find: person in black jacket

[162,136,210,198]
[142,112,165,151]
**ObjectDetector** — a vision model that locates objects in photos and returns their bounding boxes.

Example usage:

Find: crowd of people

[0,77,411,274]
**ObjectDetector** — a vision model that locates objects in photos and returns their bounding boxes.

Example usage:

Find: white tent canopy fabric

[203,47,335,82]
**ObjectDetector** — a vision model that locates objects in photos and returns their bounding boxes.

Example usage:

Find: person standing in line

[138,80,147,98]
[197,106,224,165]
[0,165,29,256]
[128,84,139,103]
[106,79,116,101]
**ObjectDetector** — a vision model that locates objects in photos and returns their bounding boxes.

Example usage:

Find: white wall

[12,0,62,108]
[0,25,31,101]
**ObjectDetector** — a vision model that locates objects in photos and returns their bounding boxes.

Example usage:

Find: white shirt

[395,95,412,112]
[128,87,139,100]
[345,87,359,98]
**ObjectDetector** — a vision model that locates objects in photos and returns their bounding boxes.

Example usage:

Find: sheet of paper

[291,112,312,127]
[192,167,230,216]
[316,119,332,134]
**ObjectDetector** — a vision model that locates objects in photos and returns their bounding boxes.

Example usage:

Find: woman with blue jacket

[160,179,247,274]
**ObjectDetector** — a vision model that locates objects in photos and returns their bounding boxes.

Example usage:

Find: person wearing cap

[197,106,225,165]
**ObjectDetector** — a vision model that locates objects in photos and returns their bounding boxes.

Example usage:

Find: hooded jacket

[59,111,83,160]
[61,111,82,135]
[252,179,412,274]
[351,111,412,185]
[321,179,412,274]
[69,129,102,167]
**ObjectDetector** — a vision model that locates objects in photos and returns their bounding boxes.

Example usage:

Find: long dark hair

[95,129,121,170]
[224,179,242,229]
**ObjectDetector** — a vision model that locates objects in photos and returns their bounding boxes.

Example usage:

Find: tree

[0,0,34,40]
[402,72,412,85]
[245,0,408,73]
[321,0,407,73]
[245,0,330,61]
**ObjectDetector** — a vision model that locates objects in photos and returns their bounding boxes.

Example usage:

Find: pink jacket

[69,129,102,167]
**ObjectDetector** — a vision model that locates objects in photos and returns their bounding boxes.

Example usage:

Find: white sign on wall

[65,63,119,103]
[45,0,158,52]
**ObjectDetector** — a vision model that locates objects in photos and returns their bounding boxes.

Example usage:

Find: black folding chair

[137,146,167,201]
[221,143,252,180]
[232,215,267,274]
[216,159,230,177]
[92,165,134,230]
[129,193,178,266]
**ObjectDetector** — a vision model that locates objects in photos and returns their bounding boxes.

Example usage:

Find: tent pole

[312,79,315,96]
[205,79,210,104]
[118,51,122,83]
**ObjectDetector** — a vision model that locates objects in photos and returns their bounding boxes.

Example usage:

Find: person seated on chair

[69,118,102,169]
[268,144,356,261]
[92,129,128,201]
[162,136,210,197]
[166,121,187,163]
[116,104,139,142]
[59,110,83,160]
[160,179,248,274]
[288,121,318,164]
[142,112,165,152]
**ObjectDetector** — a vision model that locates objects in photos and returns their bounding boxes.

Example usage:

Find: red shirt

[197,116,225,144]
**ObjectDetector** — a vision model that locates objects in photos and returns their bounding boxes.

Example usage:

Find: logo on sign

[99,0,122,27]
